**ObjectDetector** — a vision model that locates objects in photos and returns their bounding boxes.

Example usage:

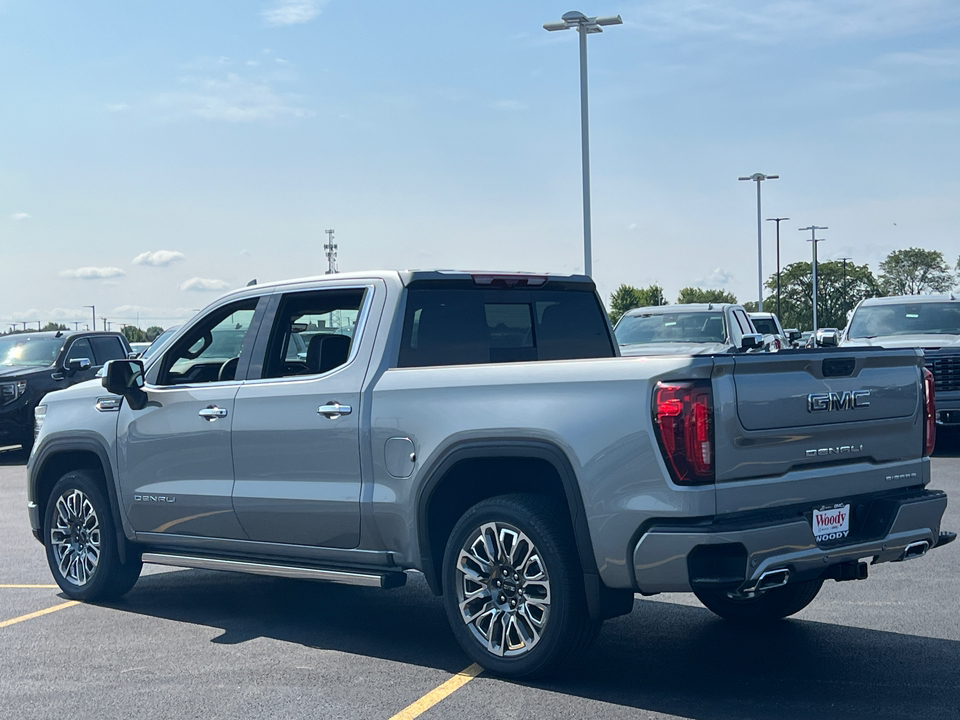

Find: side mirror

[785,329,802,344]
[65,357,92,375]
[102,359,148,410]
[128,351,141,360]
[740,333,763,351]
[815,328,839,348]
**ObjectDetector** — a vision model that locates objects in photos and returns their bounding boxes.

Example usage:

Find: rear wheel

[694,578,823,622]
[441,494,600,678]
[44,470,142,601]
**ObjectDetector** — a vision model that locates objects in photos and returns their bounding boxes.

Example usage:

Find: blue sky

[3,0,959,329]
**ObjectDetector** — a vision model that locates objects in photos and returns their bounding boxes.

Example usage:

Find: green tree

[41,322,68,331]
[122,325,148,343]
[608,283,667,324]
[769,260,879,330]
[676,287,737,305]
[878,247,955,295]
[144,326,166,341]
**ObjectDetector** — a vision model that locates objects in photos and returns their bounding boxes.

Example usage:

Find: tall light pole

[799,226,827,331]
[84,305,96,331]
[838,256,852,324]
[766,217,789,319]
[739,173,779,309]
[544,11,622,278]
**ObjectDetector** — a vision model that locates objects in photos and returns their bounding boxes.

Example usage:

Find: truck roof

[858,294,959,307]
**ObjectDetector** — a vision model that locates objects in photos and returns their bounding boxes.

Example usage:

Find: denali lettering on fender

[805,444,863,458]
[808,390,871,412]
[133,495,176,503]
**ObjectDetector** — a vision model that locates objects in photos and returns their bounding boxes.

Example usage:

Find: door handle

[318,402,352,419]
[199,405,228,421]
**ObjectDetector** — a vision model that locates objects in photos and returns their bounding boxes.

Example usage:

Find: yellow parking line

[388,663,483,720]
[0,601,79,629]
[0,584,59,589]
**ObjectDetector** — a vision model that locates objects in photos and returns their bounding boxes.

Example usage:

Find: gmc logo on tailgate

[807,390,871,412]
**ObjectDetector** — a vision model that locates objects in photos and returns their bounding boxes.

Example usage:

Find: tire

[43,469,142,601]
[694,578,823,623]
[441,494,600,679]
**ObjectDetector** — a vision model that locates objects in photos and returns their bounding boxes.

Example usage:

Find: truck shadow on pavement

[104,570,959,719]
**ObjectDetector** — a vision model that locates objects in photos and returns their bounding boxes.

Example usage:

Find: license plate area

[813,503,851,543]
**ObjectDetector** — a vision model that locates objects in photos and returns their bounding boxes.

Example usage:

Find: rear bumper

[632,488,948,594]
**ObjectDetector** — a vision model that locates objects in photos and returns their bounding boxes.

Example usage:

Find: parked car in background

[749,312,801,349]
[128,342,151,357]
[614,303,765,356]
[0,330,131,451]
[843,294,960,428]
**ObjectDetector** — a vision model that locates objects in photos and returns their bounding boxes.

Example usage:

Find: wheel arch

[415,439,633,621]
[31,439,131,563]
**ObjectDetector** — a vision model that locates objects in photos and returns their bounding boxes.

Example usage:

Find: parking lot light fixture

[544,11,623,278]
[84,305,96,332]
[739,173,779,310]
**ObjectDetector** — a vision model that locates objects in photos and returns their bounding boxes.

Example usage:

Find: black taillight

[653,380,715,485]
[923,367,936,457]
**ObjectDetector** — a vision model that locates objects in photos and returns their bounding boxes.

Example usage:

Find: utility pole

[799,226,827,331]
[102,317,109,332]
[766,217,789,319]
[324,229,339,274]
[838,257,852,324]
[73,321,80,331]
[84,305,96,331]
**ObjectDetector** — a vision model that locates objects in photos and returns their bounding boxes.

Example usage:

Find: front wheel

[694,578,823,622]
[441,494,600,679]
[44,470,142,601]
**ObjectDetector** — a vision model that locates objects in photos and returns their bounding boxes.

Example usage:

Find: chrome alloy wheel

[49,489,101,586]
[455,521,552,657]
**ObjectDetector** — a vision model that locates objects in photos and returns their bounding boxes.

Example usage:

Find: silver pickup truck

[27,271,953,678]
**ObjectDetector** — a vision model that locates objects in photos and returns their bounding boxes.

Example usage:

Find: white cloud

[105,103,129,112]
[59,267,126,280]
[695,267,735,287]
[262,0,329,26]
[10,212,31,221]
[133,250,186,267]
[494,100,528,111]
[181,277,231,292]
[153,73,313,123]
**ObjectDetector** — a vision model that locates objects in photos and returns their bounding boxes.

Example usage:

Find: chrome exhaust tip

[901,540,930,561]
[740,568,790,595]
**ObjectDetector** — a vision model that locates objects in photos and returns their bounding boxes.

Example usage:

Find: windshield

[751,318,779,335]
[848,302,960,338]
[615,312,727,345]
[0,336,65,367]
[141,327,178,360]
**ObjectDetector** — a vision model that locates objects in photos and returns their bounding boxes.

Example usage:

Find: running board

[141,553,406,589]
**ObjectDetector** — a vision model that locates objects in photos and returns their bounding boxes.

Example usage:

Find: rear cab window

[397,277,615,368]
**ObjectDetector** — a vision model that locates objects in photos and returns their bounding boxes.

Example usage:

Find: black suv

[0,331,131,451]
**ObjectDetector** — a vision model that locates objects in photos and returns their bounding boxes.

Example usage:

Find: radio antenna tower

[324,229,339,274]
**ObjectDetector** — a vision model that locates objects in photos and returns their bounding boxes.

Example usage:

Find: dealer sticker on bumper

[813,503,851,542]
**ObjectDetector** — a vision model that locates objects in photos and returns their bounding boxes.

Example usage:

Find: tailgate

[713,348,928,513]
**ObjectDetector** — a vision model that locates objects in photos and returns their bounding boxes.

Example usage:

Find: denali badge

[805,444,863,458]
[134,495,176,503]
[807,390,871,413]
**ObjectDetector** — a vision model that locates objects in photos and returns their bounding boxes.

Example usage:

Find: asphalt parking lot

[2,441,959,720]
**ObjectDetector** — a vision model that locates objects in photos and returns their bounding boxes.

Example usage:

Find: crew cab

[27,271,952,678]
[0,330,131,451]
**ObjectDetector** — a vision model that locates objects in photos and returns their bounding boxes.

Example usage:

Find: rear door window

[398,288,614,367]
[90,336,127,365]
